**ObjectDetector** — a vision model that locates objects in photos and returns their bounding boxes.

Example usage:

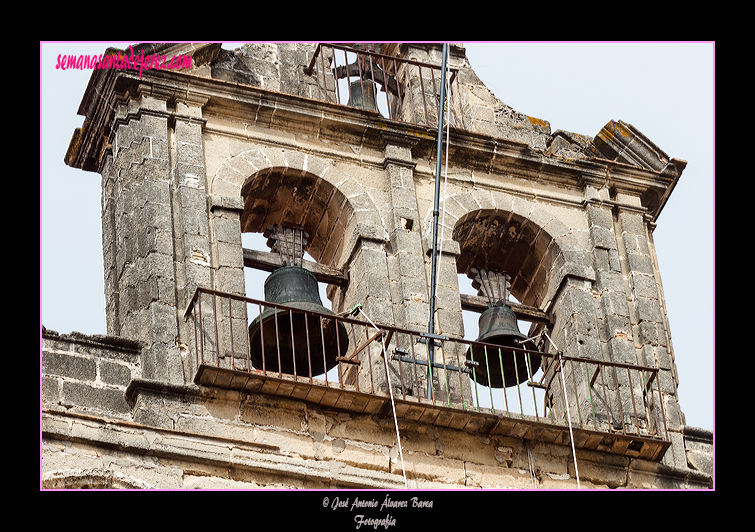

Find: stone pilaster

[382,136,428,332]
[107,87,182,383]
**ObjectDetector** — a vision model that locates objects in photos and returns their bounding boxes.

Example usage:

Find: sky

[40,42,714,431]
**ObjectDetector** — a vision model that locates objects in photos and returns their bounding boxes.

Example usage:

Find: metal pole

[427,43,448,400]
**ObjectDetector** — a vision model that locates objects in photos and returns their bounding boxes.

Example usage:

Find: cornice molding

[65,66,683,223]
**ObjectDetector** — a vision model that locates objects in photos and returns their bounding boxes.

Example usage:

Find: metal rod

[314,44,324,102]
[427,43,448,401]
[273,308,282,377]
[419,65,429,125]
[320,316,327,385]
[627,367,639,435]
[304,310,312,382]
[513,350,523,416]
[585,361,598,430]
[454,341,466,411]
[290,309,298,379]
[406,63,417,125]
[258,302,265,373]
[380,55,392,119]
[188,286,668,449]
[391,354,470,374]
[336,317,343,389]
[212,292,220,368]
[499,348,510,414]
[244,300,250,372]
[229,296,235,371]
[193,298,200,368]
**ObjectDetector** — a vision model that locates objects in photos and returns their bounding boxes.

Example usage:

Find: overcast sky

[40,42,714,431]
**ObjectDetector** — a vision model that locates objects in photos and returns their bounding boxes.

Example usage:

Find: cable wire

[543,331,581,489]
[357,306,408,488]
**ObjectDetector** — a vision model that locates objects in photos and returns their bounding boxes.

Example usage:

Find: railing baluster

[229,296,235,371]
[513,349,524,418]
[570,359,583,428]
[244,299,250,372]
[527,353,539,422]
[409,333,420,399]
[484,346,494,412]
[627,367,639,435]
[289,309,297,379]
[184,287,670,450]
[193,296,200,368]
[454,340,466,411]
[612,365,626,435]
[212,292,219,368]
[498,348,510,415]
[305,43,461,132]
[273,307,282,377]
[258,302,264,374]
[397,333,405,401]
[585,361,598,430]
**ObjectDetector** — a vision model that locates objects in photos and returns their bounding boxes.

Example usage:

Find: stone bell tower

[48,42,711,489]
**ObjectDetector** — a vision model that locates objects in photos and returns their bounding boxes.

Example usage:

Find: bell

[466,304,541,388]
[249,265,348,377]
[347,79,378,111]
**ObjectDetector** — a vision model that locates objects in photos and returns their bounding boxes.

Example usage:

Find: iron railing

[185,287,669,444]
[305,43,465,131]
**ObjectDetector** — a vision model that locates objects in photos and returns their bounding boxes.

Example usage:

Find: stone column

[377,134,470,404]
[106,86,182,383]
[170,93,215,382]
[616,204,684,439]
[338,229,393,395]
[543,190,683,446]
[203,195,247,373]
[382,136,428,332]
[426,236,471,406]
[381,135,434,399]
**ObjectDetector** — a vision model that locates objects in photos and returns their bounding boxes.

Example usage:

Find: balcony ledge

[194,363,671,462]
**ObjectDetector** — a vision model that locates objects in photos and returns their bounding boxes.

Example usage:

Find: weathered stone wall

[101,87,209,384]
[42,327,141,419]
[47,42,712,490]
[42,330,713,489]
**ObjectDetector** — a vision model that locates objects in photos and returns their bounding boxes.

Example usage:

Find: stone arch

[210,145,385,269]
[425,188,591,311]
[42,468,156,489]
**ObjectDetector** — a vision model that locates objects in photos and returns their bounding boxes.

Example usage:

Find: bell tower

[51,42,711,489]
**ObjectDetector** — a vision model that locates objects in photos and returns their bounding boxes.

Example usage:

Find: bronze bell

[249,265,348,377]
[467,304,540,388]
[465,269,540,388]
[347,79,378,111]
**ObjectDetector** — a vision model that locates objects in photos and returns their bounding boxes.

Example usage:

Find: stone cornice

[65,64,682,222]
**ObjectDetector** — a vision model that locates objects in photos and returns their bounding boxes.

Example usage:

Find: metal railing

[184,287,669,443]
[305,43,465,131]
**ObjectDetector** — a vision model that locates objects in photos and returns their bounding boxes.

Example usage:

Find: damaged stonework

[49,42,710,490]
[42,327,142,418]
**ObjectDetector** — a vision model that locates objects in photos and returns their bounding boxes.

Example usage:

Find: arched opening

[453,209,555,309]
[239,167,354,383]
[453,209,558,417]
[240,166,354,269]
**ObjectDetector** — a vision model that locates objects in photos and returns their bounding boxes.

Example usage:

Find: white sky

[40,42,714,431]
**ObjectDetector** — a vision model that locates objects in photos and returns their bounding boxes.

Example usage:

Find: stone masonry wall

[42,327,141,419]
[43,349,713,489]
[48,42,711,490]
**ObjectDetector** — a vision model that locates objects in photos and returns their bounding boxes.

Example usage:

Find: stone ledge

[683,425,713,477]
[41,408,408,489]
[42,326,142,354]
